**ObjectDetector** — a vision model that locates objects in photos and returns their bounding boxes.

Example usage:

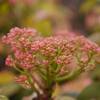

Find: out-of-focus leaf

[91,65,100,81]
[53,83,77,100]
[0,71,14,85]
[53,84,61,97]
[22,15,52,36]
[55,95,76,100]
[0,3,9,14]
[77,82,100,100]
[89,33,100,44]
[80,0,97,14]
[0,95,9,100]
[10,88,33,100]
[34,20,52,36]
[40,3,58,15]
[0,83,20,96]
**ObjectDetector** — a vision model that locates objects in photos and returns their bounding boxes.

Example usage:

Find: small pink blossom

[42,60,49,66]
[80,54,89,63]
[5,56,13,66]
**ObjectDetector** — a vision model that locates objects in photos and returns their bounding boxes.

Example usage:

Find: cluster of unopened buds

[2,27,100,99]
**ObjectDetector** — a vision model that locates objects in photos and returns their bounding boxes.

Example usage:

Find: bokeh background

[0,0,100,100]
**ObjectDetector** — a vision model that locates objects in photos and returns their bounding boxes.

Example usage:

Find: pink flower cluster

[2,27,100,88]
[2,27,38,69]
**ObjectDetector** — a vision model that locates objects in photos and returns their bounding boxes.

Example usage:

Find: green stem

[27,74,36,90]
[13,64,25,74]
[13,64,40,93]
[55,67,82,83]
[25,71,42,94]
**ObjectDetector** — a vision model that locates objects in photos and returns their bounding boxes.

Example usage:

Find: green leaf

[0,83,20,96]
[0,95,9,100]
[77,82,100,100]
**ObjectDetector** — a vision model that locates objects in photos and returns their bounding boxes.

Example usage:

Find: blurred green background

[0,0,100,100]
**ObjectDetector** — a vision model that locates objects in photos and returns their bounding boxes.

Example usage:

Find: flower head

[2,27,100,89]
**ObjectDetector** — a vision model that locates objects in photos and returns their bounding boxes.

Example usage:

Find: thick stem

[33,87,54,100]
